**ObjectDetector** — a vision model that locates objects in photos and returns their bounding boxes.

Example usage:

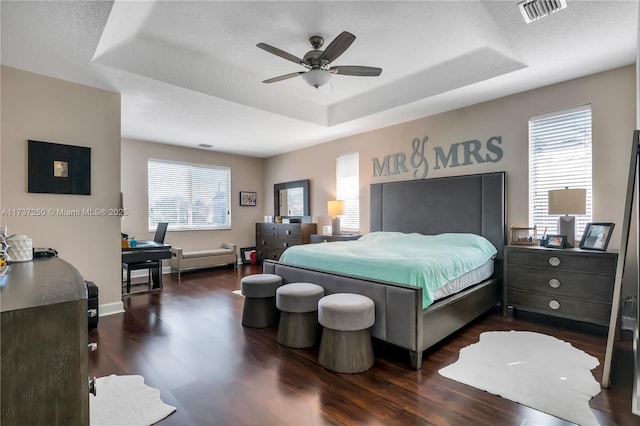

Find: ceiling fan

[257,31,382,88]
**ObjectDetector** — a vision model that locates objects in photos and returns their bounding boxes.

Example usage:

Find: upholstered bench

[276,282,325,348]
[170,243,237,282]
[240,273,282,328]
[318,293,375,373]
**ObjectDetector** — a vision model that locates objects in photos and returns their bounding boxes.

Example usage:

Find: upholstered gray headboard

[370,172,506,259]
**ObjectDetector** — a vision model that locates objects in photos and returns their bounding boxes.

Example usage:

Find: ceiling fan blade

[319,31,356,63]
[330,65,382,77]
[257,43,304,65]
[262,71,306,84]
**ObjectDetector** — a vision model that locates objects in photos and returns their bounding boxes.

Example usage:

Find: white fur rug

[438,331,601,426]
[90,375,176,426]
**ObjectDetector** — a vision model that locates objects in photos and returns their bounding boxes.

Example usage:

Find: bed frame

[263,172,506,369]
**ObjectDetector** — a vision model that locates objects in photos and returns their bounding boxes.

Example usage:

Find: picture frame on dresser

[545,234,566,249]
[579,222,615,251]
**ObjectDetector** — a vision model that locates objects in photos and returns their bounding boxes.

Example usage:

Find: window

[148,159,231,231]
[336,152,359,231]
[529,105,592,239]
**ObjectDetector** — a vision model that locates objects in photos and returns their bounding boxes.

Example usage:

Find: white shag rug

[438,331,601,426]
[90,375,176,426]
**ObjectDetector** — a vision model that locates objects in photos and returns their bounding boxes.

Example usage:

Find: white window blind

[148,159,231,231]
[337,152,360,232]
[528,105,592,239]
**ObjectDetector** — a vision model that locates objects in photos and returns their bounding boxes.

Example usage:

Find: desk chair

[122,222,168,294]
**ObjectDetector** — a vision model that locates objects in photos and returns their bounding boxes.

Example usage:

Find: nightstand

[309,234,361,244]
[503,245,617,326]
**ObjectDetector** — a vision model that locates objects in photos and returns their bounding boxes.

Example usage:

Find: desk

[122,241,171,291]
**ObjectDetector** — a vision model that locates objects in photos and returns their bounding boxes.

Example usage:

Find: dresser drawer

[256,223,278,237]
[508,289,611,326]
[256,247,283,262]
[507,265,614,302]
[507,249,616,275]
[277,224,301,238]
[265,247,286,261]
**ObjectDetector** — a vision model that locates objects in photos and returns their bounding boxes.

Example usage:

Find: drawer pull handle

[548,257,560,267]
[549,300,560,310]
[548,278,561,288]
[283,242,289,248]
[285,230,291,235]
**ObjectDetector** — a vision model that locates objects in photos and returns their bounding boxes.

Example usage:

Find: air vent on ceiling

[198,143,213,149]
[518,0,567,23]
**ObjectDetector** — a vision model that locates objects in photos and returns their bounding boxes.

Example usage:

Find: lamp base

[332,217,341,236]
[558,216,576,248]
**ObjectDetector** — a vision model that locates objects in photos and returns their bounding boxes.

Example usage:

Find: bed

[263,172,506,369]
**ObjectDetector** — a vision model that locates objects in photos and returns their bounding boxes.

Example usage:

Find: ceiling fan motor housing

[303,50,329,69]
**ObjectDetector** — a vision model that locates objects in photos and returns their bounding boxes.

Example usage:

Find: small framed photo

[239,191,257,206]
[545,234,567,249]
[240,247,256,264]
[579,222,615,251]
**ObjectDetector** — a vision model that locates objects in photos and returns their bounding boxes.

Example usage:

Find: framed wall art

[239,191,257,206]
[28,140,91,195]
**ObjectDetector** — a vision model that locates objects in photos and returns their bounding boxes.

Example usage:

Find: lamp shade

[302,69,332,88]
[548,188,586,215]
[327,200,345,217]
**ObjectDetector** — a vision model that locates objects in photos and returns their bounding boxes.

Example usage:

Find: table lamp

[328,200,345,236]
[548,188,586,247]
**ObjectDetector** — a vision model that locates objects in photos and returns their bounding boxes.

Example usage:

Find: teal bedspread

[279,232,497,308]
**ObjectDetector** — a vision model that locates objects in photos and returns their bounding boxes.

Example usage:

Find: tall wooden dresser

[503,245,617,326]
[255,222,317,262]
[1,257,91,425]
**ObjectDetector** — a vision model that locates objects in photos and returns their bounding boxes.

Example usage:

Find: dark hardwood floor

[90,265,637,426]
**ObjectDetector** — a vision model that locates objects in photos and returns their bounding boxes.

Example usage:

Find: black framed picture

[579,222,615,251]
[239,191,257,206]
[240,247,256,264]
[28,140,91,195]
[545,234,567,249]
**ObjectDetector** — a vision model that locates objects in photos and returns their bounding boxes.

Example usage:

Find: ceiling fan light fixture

[302,69,331,88]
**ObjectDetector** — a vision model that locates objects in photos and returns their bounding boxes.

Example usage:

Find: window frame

[336,152,360,232]
[528,104,592,241]
[147,158,231,232]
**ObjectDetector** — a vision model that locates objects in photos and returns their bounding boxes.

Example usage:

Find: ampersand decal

[411,136,429,179]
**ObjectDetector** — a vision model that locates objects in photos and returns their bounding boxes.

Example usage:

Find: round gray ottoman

[276,282,325,348]
[317,293,375,373]
[240,273,282,328]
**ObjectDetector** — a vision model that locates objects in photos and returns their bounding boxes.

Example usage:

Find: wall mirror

[274,179,309,219]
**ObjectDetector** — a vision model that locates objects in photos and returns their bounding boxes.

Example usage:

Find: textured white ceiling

[1,1,638,158]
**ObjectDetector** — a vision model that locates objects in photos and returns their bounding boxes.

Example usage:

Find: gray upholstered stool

[276,282,325,348]
[318,293,375,373]
[240,273,282,328]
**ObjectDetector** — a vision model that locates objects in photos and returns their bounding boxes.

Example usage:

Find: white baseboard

[99,301,124,316]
